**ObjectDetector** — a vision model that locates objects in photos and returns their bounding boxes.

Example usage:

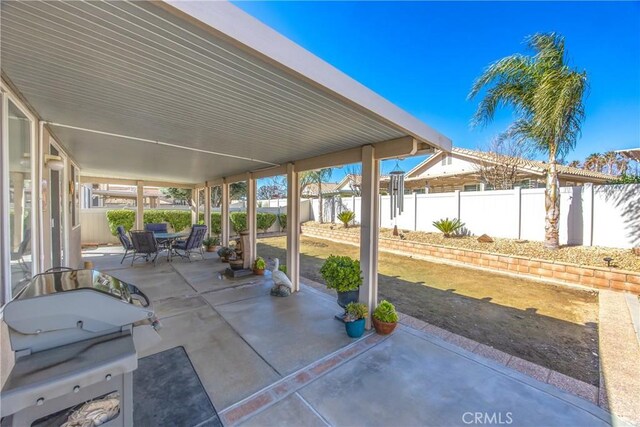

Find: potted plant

[203,236,220,252]
[217,246,234,262]
[253,257,266,275]
[344,302,368,338]
[320,255,363,320]
[372,300,399,335]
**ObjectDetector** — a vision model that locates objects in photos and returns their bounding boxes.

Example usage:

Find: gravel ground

[304,222,640,272]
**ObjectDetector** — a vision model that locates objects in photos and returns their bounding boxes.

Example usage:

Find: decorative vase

[336,289,359,310]
[335,289,360,321]
[372,318,397,335]
[345,319,366,338]
[254,268,265,276]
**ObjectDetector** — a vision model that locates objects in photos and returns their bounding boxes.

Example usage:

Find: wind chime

[388,161,405,236]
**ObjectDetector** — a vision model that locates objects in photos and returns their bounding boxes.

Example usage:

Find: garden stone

[477,234,494,243]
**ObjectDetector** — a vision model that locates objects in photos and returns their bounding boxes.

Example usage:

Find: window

[7,99,34,299]
[463,184,481,192]
[441,154,452,166]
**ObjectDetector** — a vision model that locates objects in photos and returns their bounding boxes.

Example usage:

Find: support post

[286,163,300,292]
[514,186,522,240]
[221,180,230,247]
[136,181,144,230]
[454,190,461,220]
[191,188,200,225]
[204,185,211,236]
[247,173,257,266]
[359,145,380,329]
[414,192,418,231]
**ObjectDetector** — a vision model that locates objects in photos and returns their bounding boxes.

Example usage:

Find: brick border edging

[301,226,640,294]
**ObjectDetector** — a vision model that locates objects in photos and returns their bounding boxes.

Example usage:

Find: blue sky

[233,1,640,181]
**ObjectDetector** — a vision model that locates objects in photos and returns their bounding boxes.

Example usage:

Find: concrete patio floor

[83,246,613,427]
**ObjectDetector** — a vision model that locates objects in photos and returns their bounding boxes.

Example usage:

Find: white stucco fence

[310,184,640,249]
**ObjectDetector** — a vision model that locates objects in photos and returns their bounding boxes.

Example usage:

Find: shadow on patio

[82,246,611,427]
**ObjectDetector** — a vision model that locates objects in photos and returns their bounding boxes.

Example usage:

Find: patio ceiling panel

[1,0,450,183]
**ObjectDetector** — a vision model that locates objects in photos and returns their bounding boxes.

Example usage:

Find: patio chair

[145,223,168,233]
[129,230,161,266]
[116,226,135,264]
[173,225,208,261]
[10,228,31,274]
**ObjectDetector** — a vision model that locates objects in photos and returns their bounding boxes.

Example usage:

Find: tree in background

[469,33,588,249]
[300,168,332,223]
[161,187,192,204]
[211,182,248,207]
[567,160,581,168]
[474,138,536,190]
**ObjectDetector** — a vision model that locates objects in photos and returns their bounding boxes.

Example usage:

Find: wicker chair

[173,225,207,261]
[116,226,134,264]
[129,230,160,265]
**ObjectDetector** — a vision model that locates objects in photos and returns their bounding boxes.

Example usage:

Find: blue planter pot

[345,318,366,338]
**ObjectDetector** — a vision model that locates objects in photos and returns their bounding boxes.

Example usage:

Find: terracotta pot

[253,268,265,276]
[372,318,397,335]
[206,246,216,252]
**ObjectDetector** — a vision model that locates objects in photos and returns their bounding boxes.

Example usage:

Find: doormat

[134,346,221,427]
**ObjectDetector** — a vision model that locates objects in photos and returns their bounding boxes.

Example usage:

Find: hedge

[257,212,277,232]
[230,212,247,233]
[106,210,135,235]
[106,209,192,236]
[277,213,287,231]
[198,212,222,236]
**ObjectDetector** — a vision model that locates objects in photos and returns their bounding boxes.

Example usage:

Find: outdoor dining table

[154,232,188,262]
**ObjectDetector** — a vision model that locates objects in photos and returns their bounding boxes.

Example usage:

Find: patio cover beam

[80,176,196,189]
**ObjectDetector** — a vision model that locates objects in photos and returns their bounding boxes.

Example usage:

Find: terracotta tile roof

[451,147,616,181]
[302,182,340,196]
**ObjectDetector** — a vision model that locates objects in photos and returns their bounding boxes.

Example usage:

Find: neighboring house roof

[407,147,616,182]
[302,182,340,196]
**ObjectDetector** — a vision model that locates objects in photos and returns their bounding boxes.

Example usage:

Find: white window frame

[1,83,40,307]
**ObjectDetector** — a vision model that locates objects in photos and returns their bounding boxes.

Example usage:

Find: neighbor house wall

[310,184,640,249]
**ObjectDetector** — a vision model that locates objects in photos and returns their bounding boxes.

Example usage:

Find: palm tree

[300,168,333,223]
[583,153,603,172]
[469,33,588,249]
[567,160,581,168]
[602,151,618,175]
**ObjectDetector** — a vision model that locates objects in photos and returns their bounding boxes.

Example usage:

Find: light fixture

[44,154,64,171]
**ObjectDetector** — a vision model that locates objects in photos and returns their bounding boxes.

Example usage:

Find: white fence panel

[80,208,120,244]
[520,189,546,242]
[416,193,457,232]
[460,190,516,238]
[593,184,640,248]
[283,184,639,248]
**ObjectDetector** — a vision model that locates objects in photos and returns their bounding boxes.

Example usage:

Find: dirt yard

[257,235,600,386]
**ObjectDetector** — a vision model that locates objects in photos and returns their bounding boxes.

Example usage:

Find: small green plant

[203,236,219,248]
[257,213,277,232]
[337,210,355,228]
[277,213,287,231]
[254,257,266,270]
[319,255,363,292]
[345,302,368,322]
[432,217,465,237]
[373,300,398,323]
[278,264,287,274]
